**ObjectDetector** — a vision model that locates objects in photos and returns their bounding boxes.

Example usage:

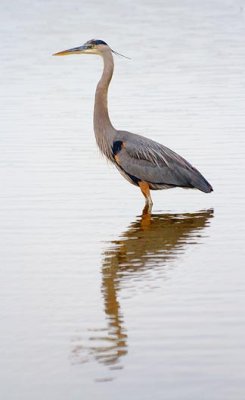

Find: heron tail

[189,171,213,193]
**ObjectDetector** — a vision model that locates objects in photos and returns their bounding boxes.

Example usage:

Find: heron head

[53,39,129,58]
[53,39,111,57]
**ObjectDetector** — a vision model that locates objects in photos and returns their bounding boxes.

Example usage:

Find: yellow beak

[53,45,87,56]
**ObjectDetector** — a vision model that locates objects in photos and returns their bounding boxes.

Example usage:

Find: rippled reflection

[72,209,213,372]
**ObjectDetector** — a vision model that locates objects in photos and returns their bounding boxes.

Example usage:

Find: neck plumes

[93,49,115,159]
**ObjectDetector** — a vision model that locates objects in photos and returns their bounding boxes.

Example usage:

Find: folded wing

[114,132,213,193]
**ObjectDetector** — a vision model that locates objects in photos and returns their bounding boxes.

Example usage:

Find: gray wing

[114,131,213,193]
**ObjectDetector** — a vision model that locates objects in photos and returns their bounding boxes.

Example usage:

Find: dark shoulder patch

[112,141,123,156]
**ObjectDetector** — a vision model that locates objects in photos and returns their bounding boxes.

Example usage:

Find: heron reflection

[72,209,213,371]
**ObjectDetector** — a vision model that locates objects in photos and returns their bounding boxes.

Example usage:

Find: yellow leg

[139,181,153,213]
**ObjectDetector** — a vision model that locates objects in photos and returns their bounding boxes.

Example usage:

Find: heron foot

[143,202,153,215]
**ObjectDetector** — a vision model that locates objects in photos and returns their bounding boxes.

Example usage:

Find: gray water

[1,0,245,399]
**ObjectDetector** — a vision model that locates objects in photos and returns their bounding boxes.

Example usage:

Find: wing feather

[115,131,213,192]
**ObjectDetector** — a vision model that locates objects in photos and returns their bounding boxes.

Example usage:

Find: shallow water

[1,0,245,399]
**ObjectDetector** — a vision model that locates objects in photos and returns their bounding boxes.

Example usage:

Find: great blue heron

[53,39,213,210]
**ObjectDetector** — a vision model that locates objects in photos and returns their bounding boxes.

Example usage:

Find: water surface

[1,0,245,399]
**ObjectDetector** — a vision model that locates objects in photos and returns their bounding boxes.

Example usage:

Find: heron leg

[142,202,152,215]
[139,181,153,209]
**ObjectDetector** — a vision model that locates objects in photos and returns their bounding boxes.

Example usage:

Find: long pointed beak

[53,45,87,56]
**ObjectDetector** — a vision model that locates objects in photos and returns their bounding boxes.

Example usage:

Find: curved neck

[93,50,114,135]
